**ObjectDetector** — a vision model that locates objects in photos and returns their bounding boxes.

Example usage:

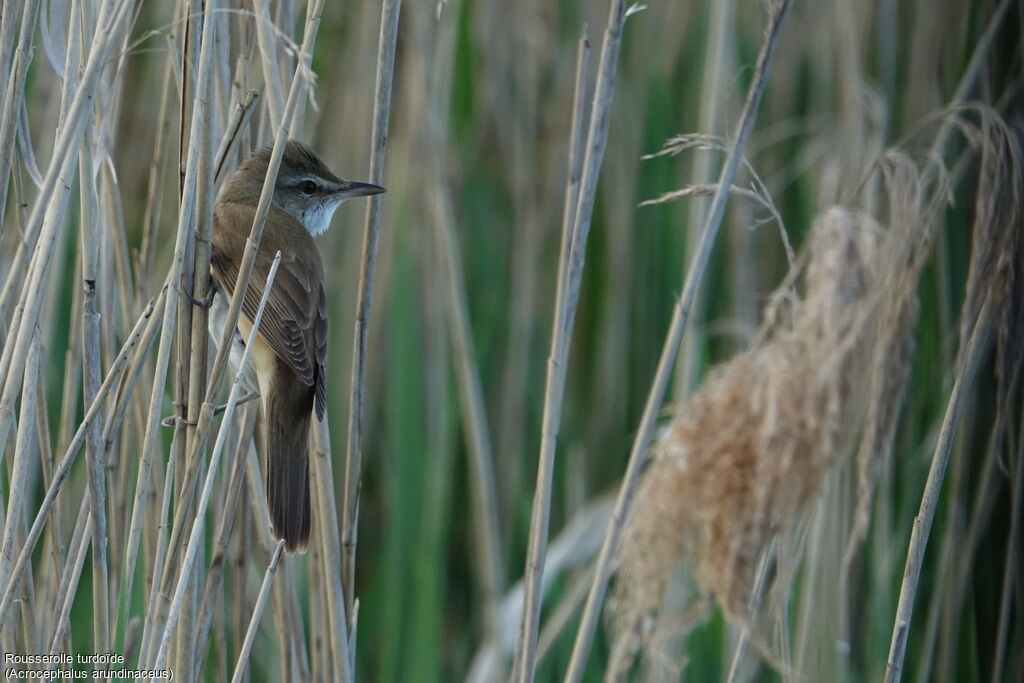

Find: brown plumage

[210,141,382,552]
[211,202,326,551]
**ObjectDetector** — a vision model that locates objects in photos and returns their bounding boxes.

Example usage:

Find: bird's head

[224,140,385,235]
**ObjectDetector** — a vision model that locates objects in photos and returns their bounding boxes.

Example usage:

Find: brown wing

[314,285,327,419]
[212,202,327,419]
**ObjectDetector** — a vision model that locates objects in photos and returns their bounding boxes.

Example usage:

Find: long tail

[263,373,312,553]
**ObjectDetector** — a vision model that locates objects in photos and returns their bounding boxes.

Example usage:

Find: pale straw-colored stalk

[176,2,221,671]
[562,3,793,679]
[46,502,91,659]
[0,332,41,641]
[0,0,42,232]
[230,539,286,683]
[341,0,402,629]
[0,290,161,626]
[154,0,328,590]
[252,0,285,129]
[991,405,1024,683]
[512,2,639,678]
[418,31,507,654]
[78,92,112,661]
[312,419,354,681]
[151,251,283,670]
[191,403,257,674]
[883,299,994,683]
[0,0,136,473]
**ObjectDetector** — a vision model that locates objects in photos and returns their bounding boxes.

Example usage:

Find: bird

[209,140,384,552]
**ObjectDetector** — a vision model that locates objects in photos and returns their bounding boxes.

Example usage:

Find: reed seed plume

[607,109,1023,673]
[616,207,875,599]
[607,209,874,676]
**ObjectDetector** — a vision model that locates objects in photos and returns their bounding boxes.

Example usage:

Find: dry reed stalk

[44,494,89,655]
[137,57,177,299]
[564,3,793,680]
[308,517,327,683]
[311,418,354,682]
[556,30,591,332]
[992,408,1024,683]
[47,500,90,660]
[894,114,1022,681]
[0,290,162,627]
[0,0,135,490]
[231,539,286,683]
[237,434,303,679]
[428,143,508,642]
[33,367,61,650]
[426,107,506,650]
[462,32,590,683]
[191,403,258,670]
[151,251,282,671]
[252,0,285,128]
[79,101,112,665]
[0,0,42,231]
[0,0,61,328]
[340,0,402,637]
[177,1,222,671]
[513,0,642,676]
[155,0,327,587]
[0,0,19,102]
[722,539,776,683]
[170,7,202,666]
[883,300,994,683]
[467,496,614,683]
[124,0,219,665]
[213,89,261,185]
[137,438,177,666]
[884,111,1022,683]
[12,499,39,656]
[0,331,41,645]
[111,83,253,640]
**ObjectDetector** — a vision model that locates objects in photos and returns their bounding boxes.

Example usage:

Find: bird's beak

[335,180,386,199]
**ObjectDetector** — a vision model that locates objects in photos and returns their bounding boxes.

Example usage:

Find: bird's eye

[300,180,317,195]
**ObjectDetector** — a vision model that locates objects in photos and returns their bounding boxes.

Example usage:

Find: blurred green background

[7,0,1022,680]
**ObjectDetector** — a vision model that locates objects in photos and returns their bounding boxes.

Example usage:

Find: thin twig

[230,540,286,683]
[213,88,261,185]
[341,0,402,625]
[991,401,1024,683]
[884,298,994,683]
[512,2,636,675]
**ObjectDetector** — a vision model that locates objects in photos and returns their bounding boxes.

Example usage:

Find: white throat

[300,197,345,236]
